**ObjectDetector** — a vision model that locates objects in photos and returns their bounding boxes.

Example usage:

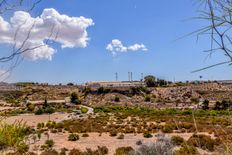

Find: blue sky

[1,0,232,84]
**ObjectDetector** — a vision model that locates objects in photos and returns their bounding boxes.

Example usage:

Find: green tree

[202,100,209,110]
[43,97,49,108]
[144,75,156,87]
[114,96,120,102]
[70,92,81,104]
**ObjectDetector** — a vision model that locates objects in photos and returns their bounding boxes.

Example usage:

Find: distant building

[85,81,145,89]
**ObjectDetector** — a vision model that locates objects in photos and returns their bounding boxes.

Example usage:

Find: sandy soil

[29,132,156,154]
[28,132,213,155]
[3,113,69,127]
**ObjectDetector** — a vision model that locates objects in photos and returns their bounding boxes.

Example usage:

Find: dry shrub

[41,149,59,155]
[174,145,199,155]
[171,135,184,146]
[68,146,108,155]
[187,134,216,151]
[114,147,135,155]
[137,134,174,155]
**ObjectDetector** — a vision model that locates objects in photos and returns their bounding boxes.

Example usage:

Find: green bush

[68,133,79,141]
[35,108,44,115]
[143,132,153,138]
[144,95,151,102]
[114,96,120,102]
[171,135,184,146]
[44,107,55,114]
[0,121,30,152]
[70,92,81,104]
[144,75,156,87]
[26,103,35,112]
[45,139,54,148]
[80,107,88,113]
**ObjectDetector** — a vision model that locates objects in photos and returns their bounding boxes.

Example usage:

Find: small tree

[114,96,120,102]
[70,92,81,104]
[67,83,74,86]
[97,87,105,94]
[144,75,156,87]
[43,97,49,108]
[202,100,209,110]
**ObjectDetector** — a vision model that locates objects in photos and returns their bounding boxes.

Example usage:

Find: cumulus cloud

[0,8,94,60]
[106,39,147,55]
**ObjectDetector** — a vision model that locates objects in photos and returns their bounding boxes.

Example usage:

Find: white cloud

[106,39,147,55]
[128,43,147,51]
[0,8,94,60]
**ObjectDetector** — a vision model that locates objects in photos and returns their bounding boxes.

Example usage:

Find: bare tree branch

[192,0,232,72]
[0,0,43,81]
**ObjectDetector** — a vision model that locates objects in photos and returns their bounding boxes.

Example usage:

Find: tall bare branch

[193,0,232,72]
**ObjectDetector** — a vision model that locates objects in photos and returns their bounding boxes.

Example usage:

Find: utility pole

[131,72,133,81]
[141,73,144,81]
[115,72,118,81]
[128,72,131,81]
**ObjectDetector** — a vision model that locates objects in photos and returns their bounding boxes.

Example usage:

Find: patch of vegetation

[144,95,151,102]
[0,121,30,153]
[80,107,88,113]
[143,132,153,138]
[109,130,118,137]
[114,96,120,102]
[35,107,55,115]
[69,146,108,155]
[114,147,134,155]
[44,139,54,148]
[175,145,199,155]
[97,87,110,94]
[214,100,232,110]
[70,92,81,104]
[41,149,59,155]
[171,135,184,146]
[68,133,79,141]
[187,134,216,151]
[82,133,89,137]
